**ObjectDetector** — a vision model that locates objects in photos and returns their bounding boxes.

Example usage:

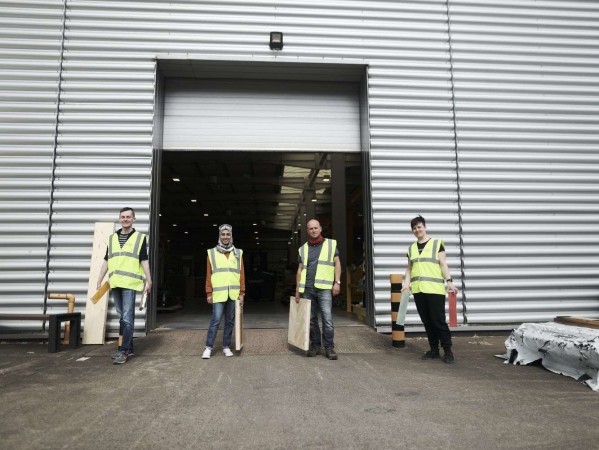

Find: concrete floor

[156,299,362,329]
[1,328,599,450]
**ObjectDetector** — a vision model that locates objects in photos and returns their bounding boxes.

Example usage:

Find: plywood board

[288,297,311,351]
[555,316,599,330]
[235,300,243,351]
[83,222,115,345]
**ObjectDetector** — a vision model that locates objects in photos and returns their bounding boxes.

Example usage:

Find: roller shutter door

[163,78,361,153]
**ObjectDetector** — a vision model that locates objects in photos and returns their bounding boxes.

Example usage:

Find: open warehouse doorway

[153,151,366,330]
[145,60,374,331]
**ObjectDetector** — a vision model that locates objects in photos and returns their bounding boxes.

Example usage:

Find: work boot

[325,348,338,360]
[421,349,440,360]
[306,345,321,357]
[443,349,455,364]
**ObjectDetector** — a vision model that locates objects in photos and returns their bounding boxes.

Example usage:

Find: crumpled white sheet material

[505,322,599,391]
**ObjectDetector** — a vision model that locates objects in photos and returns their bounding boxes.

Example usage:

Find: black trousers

[414,292,452,350]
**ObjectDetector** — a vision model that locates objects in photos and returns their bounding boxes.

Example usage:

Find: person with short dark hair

[402,215,458,364]
[97,207,152,364]
[295,219,342,360]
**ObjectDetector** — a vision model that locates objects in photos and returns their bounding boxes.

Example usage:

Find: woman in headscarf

[202,224,245,359]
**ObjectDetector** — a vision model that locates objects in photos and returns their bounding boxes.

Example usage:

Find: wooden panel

[90,281,109,304]
[288,297,310,351]
[82,222,115,345]
[235,300,243,351]
[555,316,599,330]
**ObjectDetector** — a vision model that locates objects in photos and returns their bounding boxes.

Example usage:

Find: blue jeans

[113,288,136,354]
[205,299,235,349]
[303,288,335,349]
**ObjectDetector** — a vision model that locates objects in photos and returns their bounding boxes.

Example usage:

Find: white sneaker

[202,347,212,359]
[223,347,234,357]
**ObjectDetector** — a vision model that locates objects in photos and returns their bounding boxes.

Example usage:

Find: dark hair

[410,215,425,229]
[119,207,135,217]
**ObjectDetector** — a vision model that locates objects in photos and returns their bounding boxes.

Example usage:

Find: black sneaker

[325,348,338,360]
[306,345,321,357]
[421,349,440,360]
[443,350,455,364]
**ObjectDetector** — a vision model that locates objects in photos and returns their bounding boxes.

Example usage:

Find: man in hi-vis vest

[97,207,152,365]
[402,215,458,364]
[295,219,342,360]
[202,224,245,359]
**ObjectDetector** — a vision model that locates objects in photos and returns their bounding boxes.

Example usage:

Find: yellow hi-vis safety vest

[208,248,243,303]
[298,238,337,293]
[107,231,147,291]
[409,239,446,295]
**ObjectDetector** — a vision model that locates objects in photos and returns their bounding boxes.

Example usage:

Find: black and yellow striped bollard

[390,274,406,348]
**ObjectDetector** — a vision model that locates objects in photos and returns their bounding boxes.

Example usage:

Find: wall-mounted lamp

[269,32,283,50]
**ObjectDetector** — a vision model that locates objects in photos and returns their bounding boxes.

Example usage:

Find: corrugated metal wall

[367,1,461,330]
[449,0,599,324]
[52,0,460,335]
[1,0,598,334]
[0,0,64,330]
[49,0,154,335]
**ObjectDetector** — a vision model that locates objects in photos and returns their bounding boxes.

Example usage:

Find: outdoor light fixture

[191,199,197,203]
[173,177,180,182]
[269,32,283,50]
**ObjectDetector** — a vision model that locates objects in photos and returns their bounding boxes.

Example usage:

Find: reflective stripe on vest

[208,248,243,303]
[298,238,336,293]
[107,231,146,291]
[409,239,446,295]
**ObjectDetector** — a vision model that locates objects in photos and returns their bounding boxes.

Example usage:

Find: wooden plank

[345,269,352,312]
[288,297,310,351]
[235,300,244,351]
[555,316,599,330]
[352,304,366,322]
[90,281,110,304]
[82,222,115,345]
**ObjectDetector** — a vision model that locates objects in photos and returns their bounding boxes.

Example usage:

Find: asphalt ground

[1,327,598,450]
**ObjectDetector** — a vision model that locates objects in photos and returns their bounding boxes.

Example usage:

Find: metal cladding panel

[51,2,155,334]
[163,78,361,152]
[368,6,460,330]
[0,0,64,331]
[449,0,599,323]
